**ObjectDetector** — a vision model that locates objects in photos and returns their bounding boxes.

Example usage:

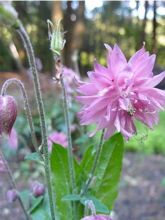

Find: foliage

[49,133,124,219]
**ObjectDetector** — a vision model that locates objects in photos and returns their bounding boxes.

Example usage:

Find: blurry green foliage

[0,1,165,73]
[125,111,165,155]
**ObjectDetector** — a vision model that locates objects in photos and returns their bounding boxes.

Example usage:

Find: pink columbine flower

[81,215,112,220]
[63,66,79,102]
[0,95,17,136]
[76,44,165,140]
[48,131,68,151]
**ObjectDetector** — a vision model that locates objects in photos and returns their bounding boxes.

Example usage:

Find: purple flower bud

[81,215,112,220]
[0,95,17,136]
[0,159,6,172]
[6,189,18,203]
[30,181,45,197]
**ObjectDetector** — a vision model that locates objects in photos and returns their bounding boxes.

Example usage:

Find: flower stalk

[1,78,41,157]
[55,57,77,218]
[49,18,77,218]
[0,147,30,220]
[16,23,56,220]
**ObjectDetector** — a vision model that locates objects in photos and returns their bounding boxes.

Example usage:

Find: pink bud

[6,189,18,203]
[81,215,112,220]
[0,159,6,172]
[30,181,45,197]
[0,95,17,135]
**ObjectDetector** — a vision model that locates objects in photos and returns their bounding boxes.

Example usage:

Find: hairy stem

[0,147,30,220]
[60,68,77,219]
[17,23,56,220]
[1,78,41,158]
[80,129,105,196]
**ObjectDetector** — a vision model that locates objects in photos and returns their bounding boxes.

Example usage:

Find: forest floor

[115,153,165,220]
[0,152,165,220]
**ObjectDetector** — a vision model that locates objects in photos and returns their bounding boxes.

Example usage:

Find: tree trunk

[52,0,63,22]
[63,1,85,69]
[140,1,149,46]
[152,1,157,53]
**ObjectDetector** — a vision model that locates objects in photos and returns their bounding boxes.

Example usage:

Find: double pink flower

[77,44,165,140]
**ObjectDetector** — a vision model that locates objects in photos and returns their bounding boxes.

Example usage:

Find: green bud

[47,19,66,57]
[0,2,19,28]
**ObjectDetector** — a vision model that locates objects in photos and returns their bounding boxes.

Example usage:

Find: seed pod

[0,95,17,136]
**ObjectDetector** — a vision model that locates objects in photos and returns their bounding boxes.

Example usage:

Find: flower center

[127,104,136,116]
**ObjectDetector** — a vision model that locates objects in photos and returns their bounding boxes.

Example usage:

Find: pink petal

[8,128,18,150]
[128,47,146,65]
[144,71,165,87]
[77,83,98,95]
[108,44,127,75]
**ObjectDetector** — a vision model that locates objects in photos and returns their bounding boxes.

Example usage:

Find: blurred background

[0,1,165,73]
[0,1,165,220]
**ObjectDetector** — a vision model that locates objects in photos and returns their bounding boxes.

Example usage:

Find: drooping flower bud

[8,128,18,150]
[81,215,112,220]
[30,181,45,197]
[47,19,66,57]
[0,159,6,172]
[0,1,19,28]
[0,95,17,136]
[6,189,18,203]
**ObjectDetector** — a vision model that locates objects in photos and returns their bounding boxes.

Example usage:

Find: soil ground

[0,153,165,220]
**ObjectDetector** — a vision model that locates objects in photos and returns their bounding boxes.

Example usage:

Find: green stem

[0,148,30,220]
[60,73,77,219]
[17,23,56,220]
[80,129,105,196]
[1,78,41,158]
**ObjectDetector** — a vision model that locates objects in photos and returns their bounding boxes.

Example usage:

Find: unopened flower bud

[6,189,18,203]
[47,19,66,57]
[81,215,112,220]
[0,159,6,172]
[30,181,45,197]
[0,1,19,28]
[0,95,17,136]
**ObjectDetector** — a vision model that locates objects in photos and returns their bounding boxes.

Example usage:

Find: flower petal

[144,71,165,87]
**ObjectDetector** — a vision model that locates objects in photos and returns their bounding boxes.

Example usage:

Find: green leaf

[80,195,109,214]
[62,194,109,214]
[50,143,72,220]
[30,193,51,220]
[31,210,51,220]
[79,133,124,211]
[77,144,95,189]
[25,152,42,164]
[29,196,44,214]
[62,194,81,201]
[19,190,30,209]
[93,133,124,210]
